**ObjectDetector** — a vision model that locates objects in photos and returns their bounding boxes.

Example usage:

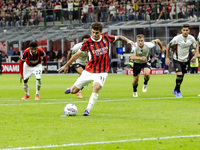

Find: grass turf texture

[0,74,200,150]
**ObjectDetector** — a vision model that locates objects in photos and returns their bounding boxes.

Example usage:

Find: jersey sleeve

[21,49,28,61]
[192,37,197,48]
[169,36,178,46]
[42,51,47,65]
[197,32,200,42]
[107,35,116,43]
[146,42,156,49]
[80,41,88,52]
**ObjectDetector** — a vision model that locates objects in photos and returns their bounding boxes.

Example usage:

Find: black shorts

[72,63,85,70]
[173,59,187,73]
[133,62,151,76]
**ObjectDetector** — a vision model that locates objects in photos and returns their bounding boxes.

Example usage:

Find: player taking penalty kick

[20,41,47,100]
[58,22,135,116]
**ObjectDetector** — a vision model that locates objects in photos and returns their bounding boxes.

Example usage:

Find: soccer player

[58,22,135,116]
[165,24,197,98]
[65,34,90,99]
[130,34,163,97]
[20,41,47,100]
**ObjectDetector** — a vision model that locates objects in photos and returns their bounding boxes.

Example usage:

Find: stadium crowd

[0,0,199,26]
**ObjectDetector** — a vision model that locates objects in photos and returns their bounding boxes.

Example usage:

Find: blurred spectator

[151,52,161,68]
[190,49,199,74]
[47,49,56,61]
[137,5,144,20]
[150,3,155,20]
[178,2,186,19]
[54,50,62,61]
[92,0,98,22]
[7,46,14,56]
[46,5,54,21]
[73,0,79,20]
[29,9,36,25]
[54,0,62,21]
[68,0,73,20]
[62,0,68,21]
[0,50,8,62]
[11,49,20,62]
[81,1,88,23]
[99,1,107,22]
[6,13,12,26]
[88,1,94,22]
[117,4,125,21]
[159,46,167,70]
[108,2,116,21]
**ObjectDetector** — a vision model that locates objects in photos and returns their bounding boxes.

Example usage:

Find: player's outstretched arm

[57,51,82,72]
[154,39,163,51]
[165,43,171,66]
[196,41,200,57]
[117,36,136,47]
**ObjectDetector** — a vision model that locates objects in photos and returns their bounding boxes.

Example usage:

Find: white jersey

[131,41,156,64]
[169,34,197,62]
[197,32,200,42]
[71,42,88,66]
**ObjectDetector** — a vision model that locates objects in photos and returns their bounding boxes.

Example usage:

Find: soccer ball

[63,104,78,116]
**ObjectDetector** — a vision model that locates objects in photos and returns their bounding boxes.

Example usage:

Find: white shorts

[74,70,108,89]
[23,62,42,80]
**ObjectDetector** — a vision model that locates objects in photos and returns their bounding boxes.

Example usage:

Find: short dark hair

[136,34,144,39]
[91,22,103,31]
[182,24,190,29]
[29,41,38,48]
[82,34,90,41]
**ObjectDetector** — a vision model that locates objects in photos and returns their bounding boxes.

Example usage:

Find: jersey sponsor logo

[92,47,108,56]
[30,59,39,64]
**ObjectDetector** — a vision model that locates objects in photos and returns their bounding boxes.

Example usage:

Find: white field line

[0,96,199,106]
[1,135,200,150]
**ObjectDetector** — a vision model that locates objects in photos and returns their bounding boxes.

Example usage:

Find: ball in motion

[64,104,78,116]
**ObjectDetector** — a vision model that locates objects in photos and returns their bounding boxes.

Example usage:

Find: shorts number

[36,70,41,75]
[100,76,105,83]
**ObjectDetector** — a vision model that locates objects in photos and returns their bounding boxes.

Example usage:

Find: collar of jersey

[91,35,102,42]
[30,50,37,55]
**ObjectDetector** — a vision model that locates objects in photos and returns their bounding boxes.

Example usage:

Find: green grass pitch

[0,73,200,150]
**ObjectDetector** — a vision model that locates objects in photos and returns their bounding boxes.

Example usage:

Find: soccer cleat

[64,88,71,94]
[76,91,83,99]
[175,92,182,98]
[83,110,89,116]
[142,84,147,92]
[173,90,177,96]
[133,92,138,97]
[22,94,30,100]
[35,94,39,100]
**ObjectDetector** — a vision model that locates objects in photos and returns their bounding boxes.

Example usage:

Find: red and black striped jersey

[22,47,47,67]
[80,35,116,73]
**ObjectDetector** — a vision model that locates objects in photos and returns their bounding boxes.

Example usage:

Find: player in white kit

[131,34,163,97]
[65,35,90,99]
[166,24,197,98]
